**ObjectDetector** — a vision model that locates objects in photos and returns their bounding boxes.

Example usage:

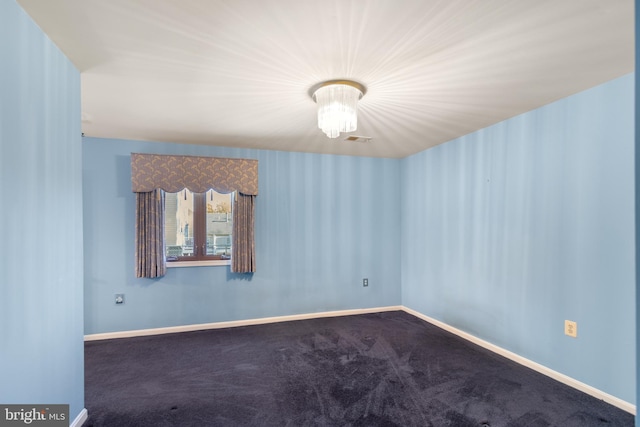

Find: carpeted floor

[83,311,634,426]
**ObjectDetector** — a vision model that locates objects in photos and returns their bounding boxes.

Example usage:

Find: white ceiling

[18,0,634,158]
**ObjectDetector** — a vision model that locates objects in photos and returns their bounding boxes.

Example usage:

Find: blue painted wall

[3,0,634,417]
[401,74,635,404]
[83,138,401,334]
[635,0,639,423]
[83,77,635,405]
[0,0,84,421]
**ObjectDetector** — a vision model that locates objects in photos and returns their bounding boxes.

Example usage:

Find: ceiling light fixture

[310,80,366,139]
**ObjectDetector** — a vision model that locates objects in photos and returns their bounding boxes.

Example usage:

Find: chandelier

[310,80,366,139]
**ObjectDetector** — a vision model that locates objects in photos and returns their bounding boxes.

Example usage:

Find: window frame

[165,190,233,267]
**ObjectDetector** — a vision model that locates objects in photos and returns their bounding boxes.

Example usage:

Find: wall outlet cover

[564,320,577,338]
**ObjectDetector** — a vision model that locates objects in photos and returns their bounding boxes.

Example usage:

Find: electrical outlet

[115,294,125,305]
[564,320,577,338]
[363,278,368,287]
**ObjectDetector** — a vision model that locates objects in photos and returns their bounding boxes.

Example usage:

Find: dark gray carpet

[83,311,634,426]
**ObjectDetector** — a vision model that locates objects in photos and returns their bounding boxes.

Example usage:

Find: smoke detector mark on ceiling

[344,135,372,142]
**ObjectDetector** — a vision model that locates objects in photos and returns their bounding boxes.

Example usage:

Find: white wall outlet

[564,320,577,338]
[115,294,125,305]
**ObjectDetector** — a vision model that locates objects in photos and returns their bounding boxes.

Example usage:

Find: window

[164,189,233,265]
[132,153,257,277]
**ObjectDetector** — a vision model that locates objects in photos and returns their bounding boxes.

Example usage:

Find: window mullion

[194,193,206,259]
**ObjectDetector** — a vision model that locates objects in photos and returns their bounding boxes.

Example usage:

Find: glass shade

[313,83,363,138]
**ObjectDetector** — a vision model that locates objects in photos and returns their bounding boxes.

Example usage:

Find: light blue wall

[635,0,640,427]
[0,0,84,421]
[401,74,635,404]
[83,138,401,334]
[3,0,634,418]
[83,76,635,404]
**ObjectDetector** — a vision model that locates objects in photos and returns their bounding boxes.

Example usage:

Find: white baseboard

[70,408,87,427]
[84,306,403,341]
[83,305,635,415]
[401,306,636,415]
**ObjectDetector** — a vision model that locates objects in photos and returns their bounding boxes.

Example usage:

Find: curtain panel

[135,189,166,278]
[231,193,256,273]
[131,153,258,277]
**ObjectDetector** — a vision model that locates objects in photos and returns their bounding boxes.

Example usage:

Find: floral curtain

[135,189,166,278]
[131,153,258,195]
[231,193,256,273]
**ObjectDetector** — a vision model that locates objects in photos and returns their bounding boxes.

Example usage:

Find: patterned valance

[131,153,258,195]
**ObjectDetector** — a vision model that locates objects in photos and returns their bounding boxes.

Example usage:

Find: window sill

[167,259,231,268]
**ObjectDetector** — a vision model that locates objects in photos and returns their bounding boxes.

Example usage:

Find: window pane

[164,190,195,260]
[206,190,232,258]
